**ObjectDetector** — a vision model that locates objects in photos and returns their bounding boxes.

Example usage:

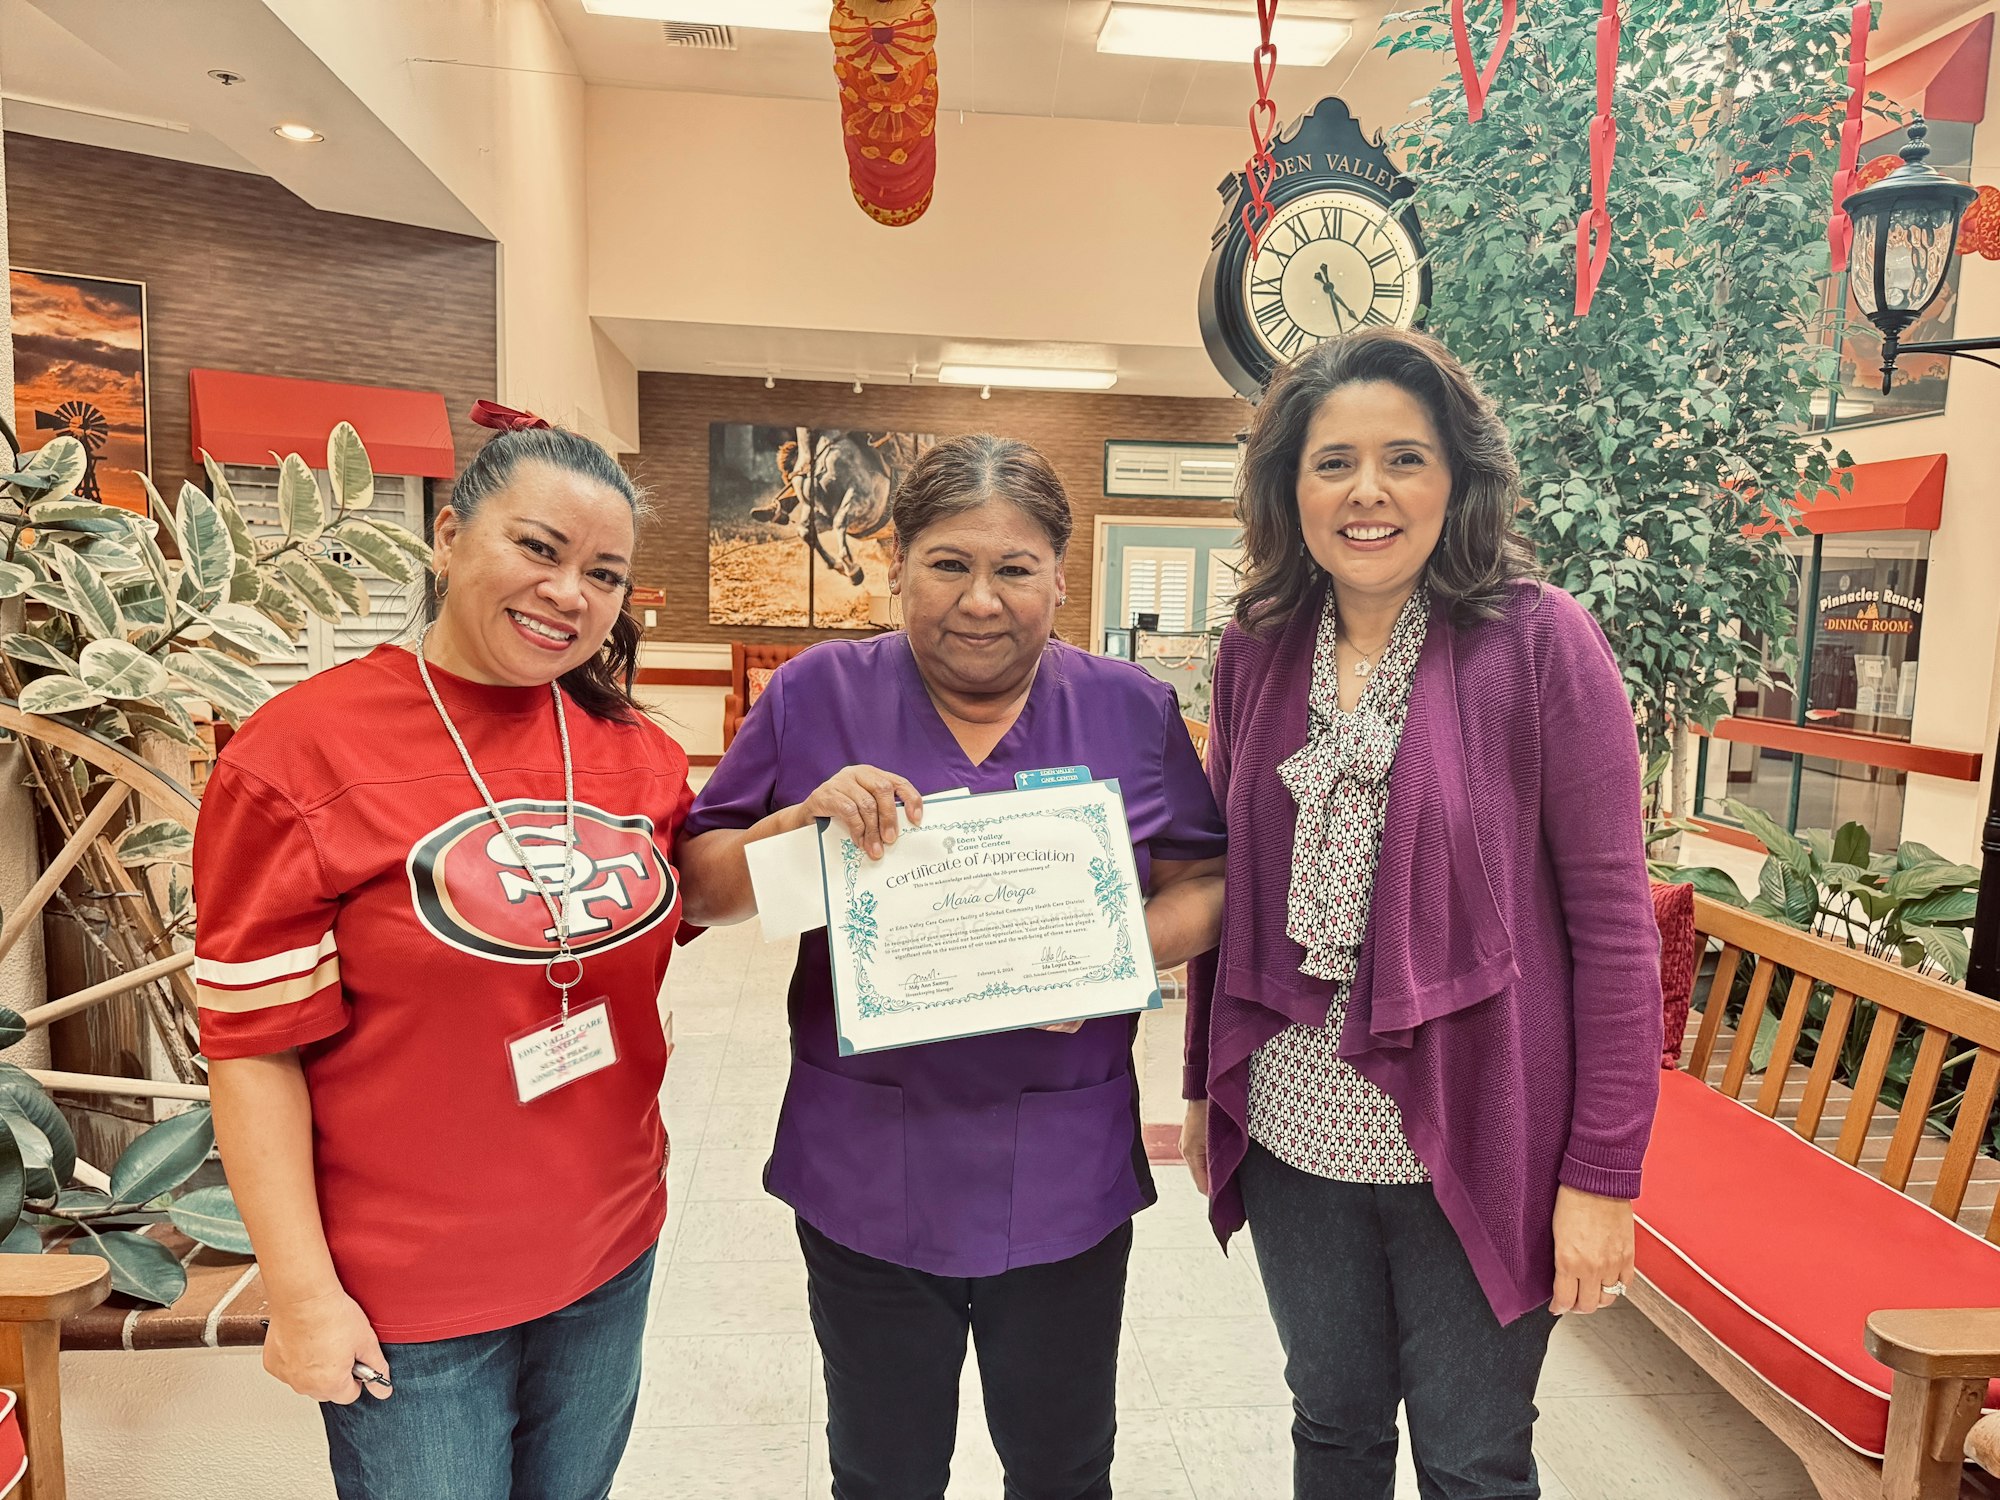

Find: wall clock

[1198,97,1431,400]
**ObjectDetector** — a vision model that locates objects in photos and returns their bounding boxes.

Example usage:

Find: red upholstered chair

[723,643,811,749]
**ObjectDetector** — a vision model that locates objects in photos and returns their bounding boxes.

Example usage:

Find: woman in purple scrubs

[678,434,1226,1500]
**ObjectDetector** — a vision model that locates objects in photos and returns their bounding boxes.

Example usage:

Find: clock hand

[1314,263,1348,332]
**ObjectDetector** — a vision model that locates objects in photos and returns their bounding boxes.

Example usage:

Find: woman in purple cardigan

[1181,328,1662,1499]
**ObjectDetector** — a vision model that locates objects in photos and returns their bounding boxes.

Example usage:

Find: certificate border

[821,782,1160,1054]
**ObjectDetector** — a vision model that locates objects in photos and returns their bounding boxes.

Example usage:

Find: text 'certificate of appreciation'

[821,780,1159,1054]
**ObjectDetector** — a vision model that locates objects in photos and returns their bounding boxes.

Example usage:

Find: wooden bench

[0,1256,111,1500]
[1634,893,2000,1499]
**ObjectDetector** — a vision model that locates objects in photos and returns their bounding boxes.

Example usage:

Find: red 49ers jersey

[194,646,690,1342]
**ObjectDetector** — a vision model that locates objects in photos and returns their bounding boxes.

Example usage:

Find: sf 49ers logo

[407,800,678,964]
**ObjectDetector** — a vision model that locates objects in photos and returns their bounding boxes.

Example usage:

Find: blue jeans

[321,1244,657,1500]
[1239,1144,1557,1500]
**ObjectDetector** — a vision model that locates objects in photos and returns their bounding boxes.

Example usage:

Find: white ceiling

[544,0,1447,136]
[593,315,1238,397]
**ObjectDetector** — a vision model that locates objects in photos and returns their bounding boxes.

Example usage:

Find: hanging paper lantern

[1957,183,2000,259]
[831,0,939,227]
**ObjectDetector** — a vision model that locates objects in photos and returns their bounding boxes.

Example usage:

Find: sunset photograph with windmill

[8,266,149,513]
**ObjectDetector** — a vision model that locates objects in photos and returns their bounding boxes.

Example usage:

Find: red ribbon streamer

[1573,0,1620,317]
[470,400,550,432]
[1450,0,1518,123]
[1240,0,1282,254]
[1827,2,1872,273]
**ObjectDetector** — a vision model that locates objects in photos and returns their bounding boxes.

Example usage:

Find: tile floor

[614,916,1818,1500]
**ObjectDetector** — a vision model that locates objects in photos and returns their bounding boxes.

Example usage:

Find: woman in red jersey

[196,406,690,1500]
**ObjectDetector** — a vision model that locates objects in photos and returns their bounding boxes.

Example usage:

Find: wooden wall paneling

[629,372,1252,646]
[4,134,498,510]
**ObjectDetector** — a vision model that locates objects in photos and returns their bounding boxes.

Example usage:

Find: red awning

[1872,14,1992,124]
[1797,453,1946,534]
[189,369,456,479]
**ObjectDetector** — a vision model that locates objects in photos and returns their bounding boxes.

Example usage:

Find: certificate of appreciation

[821,780,1159,1054]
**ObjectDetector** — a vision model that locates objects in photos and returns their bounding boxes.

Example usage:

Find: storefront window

[1697,530,1928,850]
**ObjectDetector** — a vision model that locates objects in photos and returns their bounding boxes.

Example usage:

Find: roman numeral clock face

[1242,190,1423,361]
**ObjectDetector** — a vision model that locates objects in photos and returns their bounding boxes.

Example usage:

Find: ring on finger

[1600,1281,1627,1297]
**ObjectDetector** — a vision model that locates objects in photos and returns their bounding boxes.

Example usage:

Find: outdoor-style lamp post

[1841,115,2000,997]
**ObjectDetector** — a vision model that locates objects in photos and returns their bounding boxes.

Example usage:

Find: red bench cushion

[1635,1068,2000,1458]
[0,1388,21,1497]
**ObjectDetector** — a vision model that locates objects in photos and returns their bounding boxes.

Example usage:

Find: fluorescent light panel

[579,0,825,29]
[938,365,1119,391]
[1097,4,1352,66]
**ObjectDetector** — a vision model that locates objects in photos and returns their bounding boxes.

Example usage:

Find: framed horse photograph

[707,422,934,628]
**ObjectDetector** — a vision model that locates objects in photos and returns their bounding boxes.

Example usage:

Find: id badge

[507,1000,618,1104]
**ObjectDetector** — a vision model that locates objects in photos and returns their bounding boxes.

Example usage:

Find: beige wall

[262,0,639,450]
[586,87,1248,355]
[1830,2,2000,863]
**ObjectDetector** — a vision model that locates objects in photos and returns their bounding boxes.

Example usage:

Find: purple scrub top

[686,633,1226,1277]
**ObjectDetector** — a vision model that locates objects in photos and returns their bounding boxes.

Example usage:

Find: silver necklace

[415,631,583,1018]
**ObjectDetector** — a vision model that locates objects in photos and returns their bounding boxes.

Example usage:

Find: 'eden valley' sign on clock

[1198,97,1431,401]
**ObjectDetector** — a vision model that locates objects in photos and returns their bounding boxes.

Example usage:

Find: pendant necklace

[415,630,584,1019]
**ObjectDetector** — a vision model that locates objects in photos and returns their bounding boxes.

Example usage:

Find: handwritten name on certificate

[821,780,1160,1054]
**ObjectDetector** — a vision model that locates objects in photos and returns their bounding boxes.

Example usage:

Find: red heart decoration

[1450,0,1518,123]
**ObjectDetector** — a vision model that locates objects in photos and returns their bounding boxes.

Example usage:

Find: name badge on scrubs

[1015,765,1092,790]
[507,1000,618,1104]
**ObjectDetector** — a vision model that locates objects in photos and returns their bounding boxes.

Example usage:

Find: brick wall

[5,134,497,509]
[629,371,1250,646]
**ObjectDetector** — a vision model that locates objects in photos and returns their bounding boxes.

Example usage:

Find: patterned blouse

[1246,584,1431,1184]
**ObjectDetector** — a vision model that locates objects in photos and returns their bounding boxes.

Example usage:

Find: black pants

[1240,1142,1558,1500]
[798,1217,1132,1500]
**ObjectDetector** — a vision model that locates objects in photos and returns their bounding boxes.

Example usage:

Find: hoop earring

[433,574,449,602]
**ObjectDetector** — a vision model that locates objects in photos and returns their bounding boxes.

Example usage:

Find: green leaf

[1831,822,1870,868]
[167,1185,254,1255]
[124,699,205,749]
[3,633,80,676]
[84,1228,187,1306]
[114,819,194,866]
[1726,799,1811,876]
[78,638,170,700]
[277,454,325,542]
[1802,828,1834,865]
[109,1107,214,1207]
[21,436,87,502]
[0,1123,22,1248]
[278,555,342,621]
[0,561,33,600]
[363,517,430,557]
[314,557,369,617]
[28,500,131,535]
[56,1188,111,1215]
[200,603,296,664]
[0,1068,76,1190]
[1674,867,1746,907]
[174,482,236,599]
[1908,925,1971,983]
[18,676,108,716]
[0,1105,58,1203]
[0,1009,23,1052]
[1900,888,1979,926]
[165,646,273,722]
[1748,1006,1782,1072]
[331,521,416,583]
[1887,862,1982,904]
[0,1222,41,1254]
[60,551,124,641]
[327,422,375,513]
[255,577,308,633]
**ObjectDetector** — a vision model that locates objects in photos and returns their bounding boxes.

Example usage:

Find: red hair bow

[469,400,550,432]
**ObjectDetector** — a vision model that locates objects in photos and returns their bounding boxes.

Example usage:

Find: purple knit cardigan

[1186,578,1663,1324]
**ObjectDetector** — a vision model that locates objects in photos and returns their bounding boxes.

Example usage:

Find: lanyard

[415,633,584,1019]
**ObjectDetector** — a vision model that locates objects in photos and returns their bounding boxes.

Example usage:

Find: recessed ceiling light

[273,123,324,143]
[1097,3,1352,66]
[939,365,1118,392]
[579,0,823,30]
